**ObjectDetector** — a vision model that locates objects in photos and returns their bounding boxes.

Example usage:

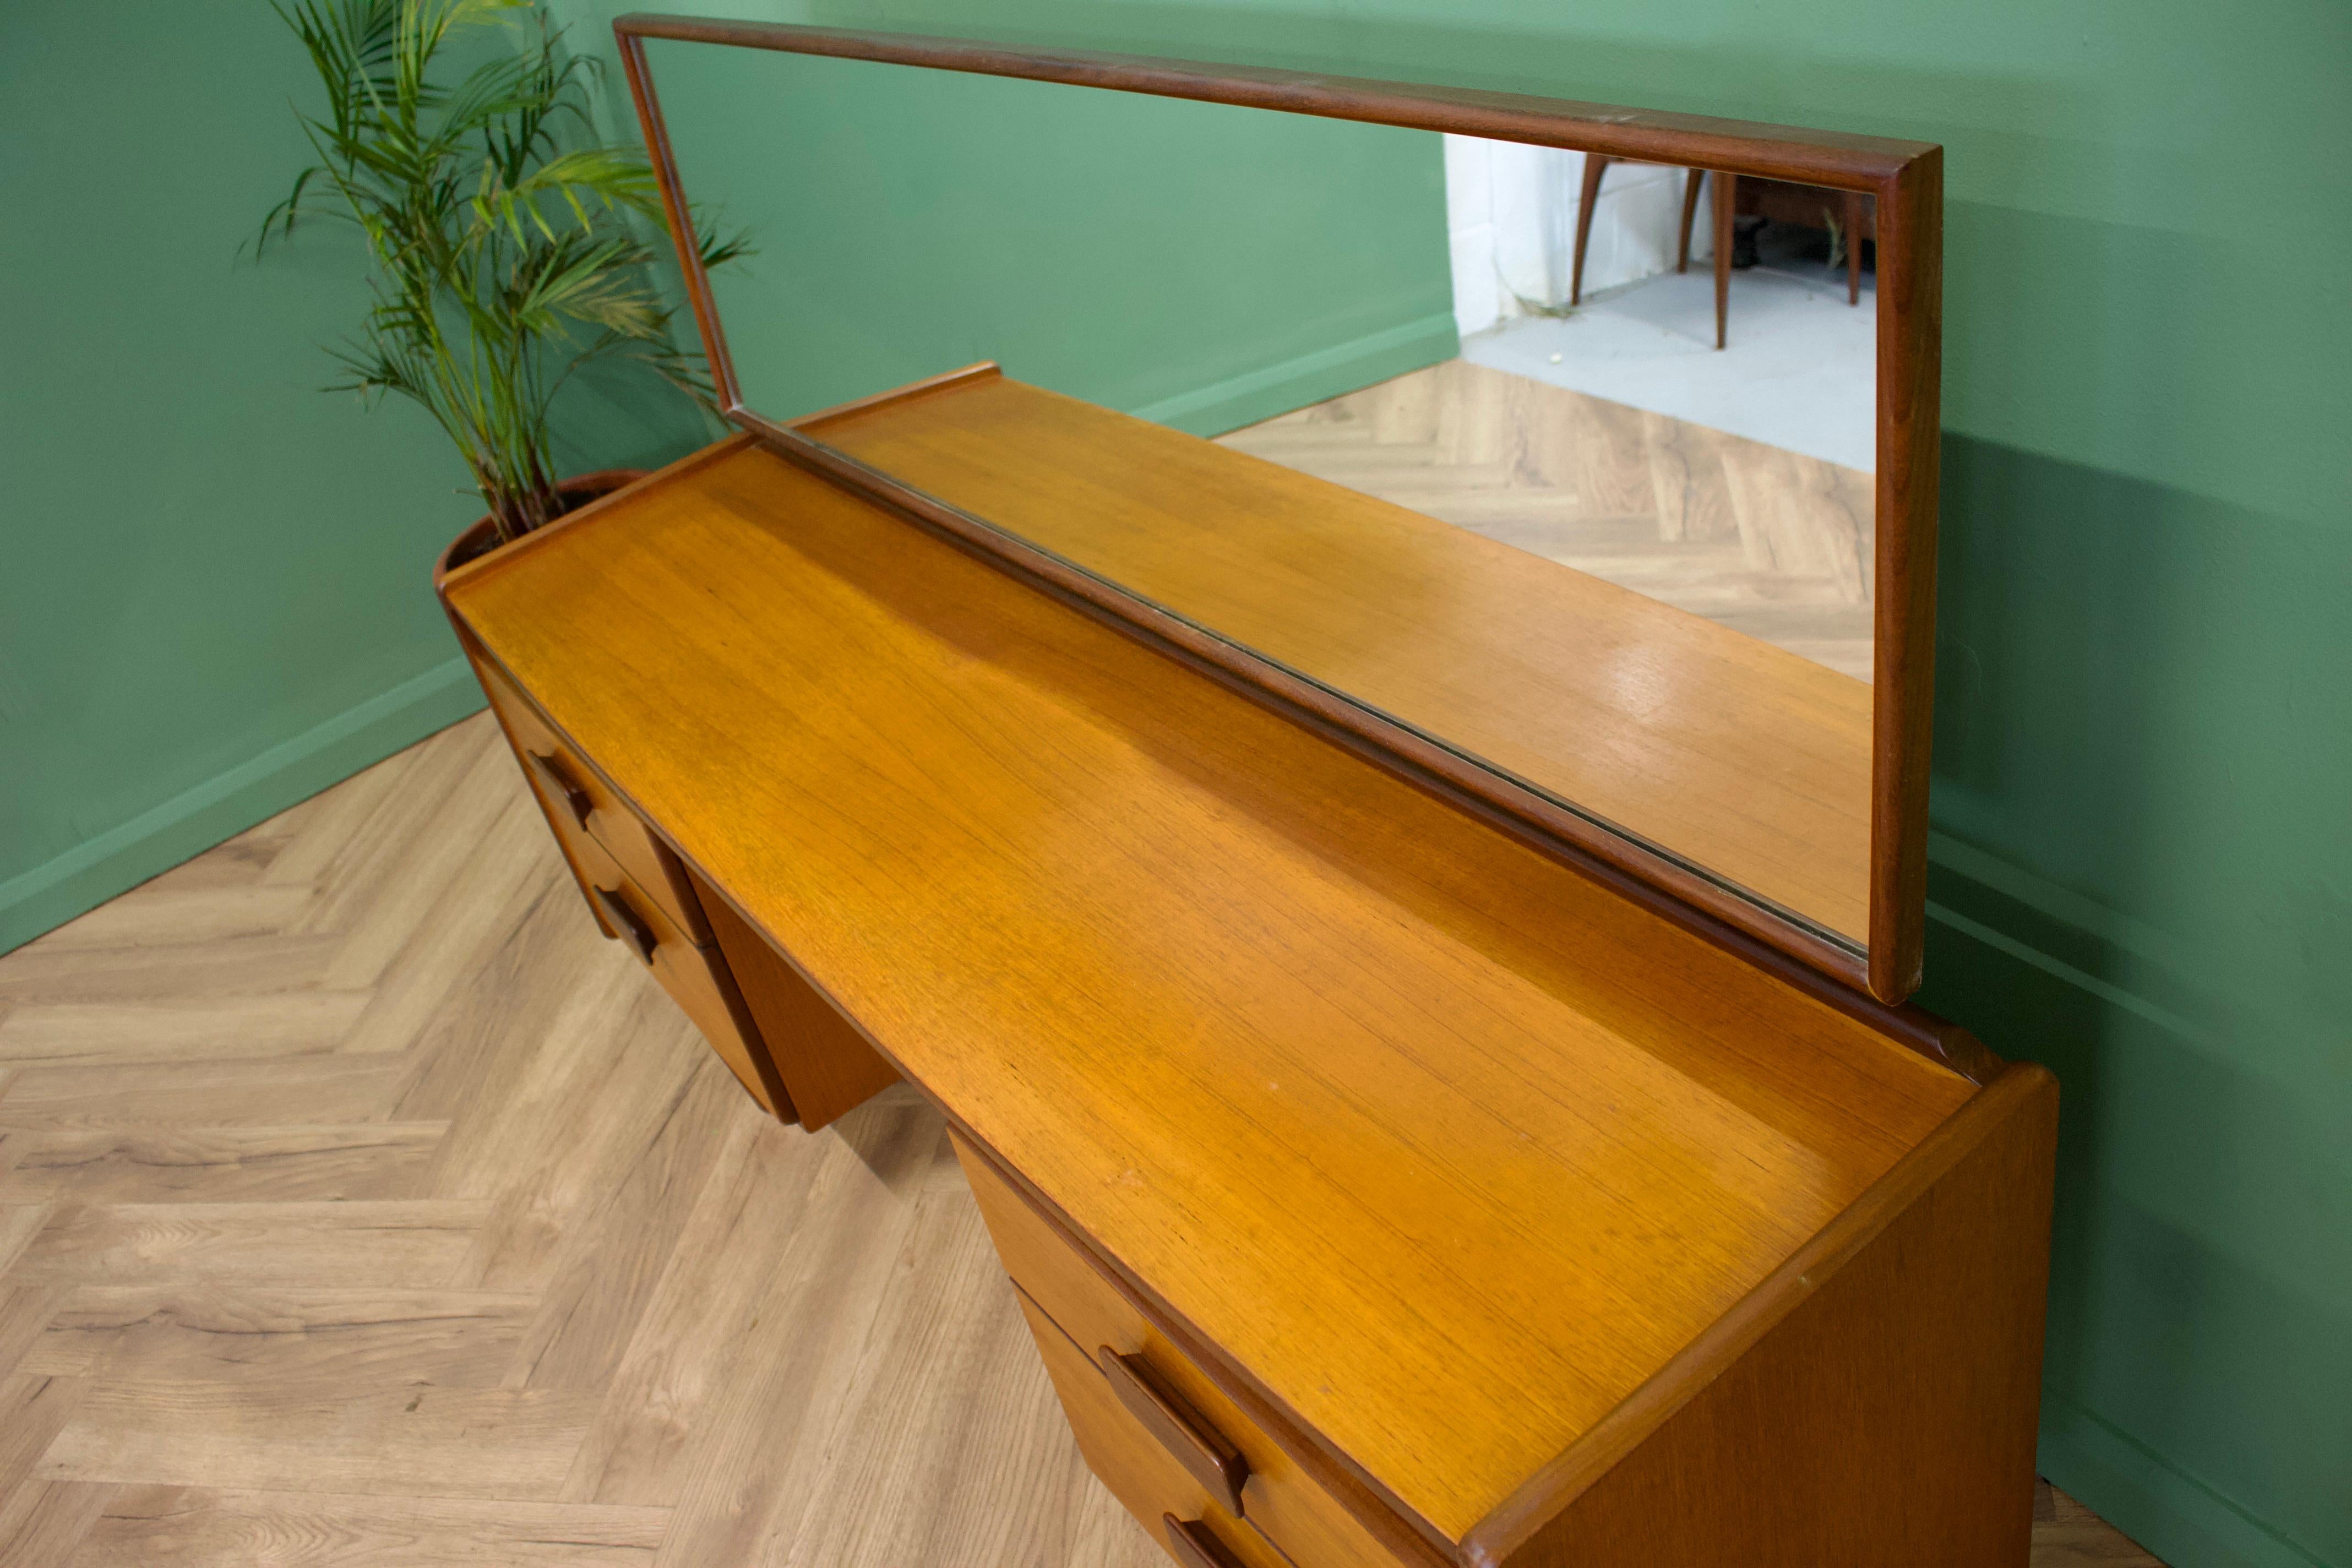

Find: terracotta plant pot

[432,467,649,586]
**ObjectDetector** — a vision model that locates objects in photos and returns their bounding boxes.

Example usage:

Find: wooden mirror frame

[612,15,1944,1004]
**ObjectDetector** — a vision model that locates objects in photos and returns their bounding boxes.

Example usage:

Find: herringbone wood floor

[1218,359,1879,681]
[0,712,2163,1565]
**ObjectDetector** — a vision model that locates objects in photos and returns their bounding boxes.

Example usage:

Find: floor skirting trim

[0,656,485,955]
[2039,1392,2332,1568]
[1131,311,1460,437]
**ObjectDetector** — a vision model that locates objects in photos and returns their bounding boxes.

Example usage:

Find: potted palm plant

[256,0,744,564]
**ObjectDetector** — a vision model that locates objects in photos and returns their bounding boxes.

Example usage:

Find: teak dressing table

[435,21,2057,1568]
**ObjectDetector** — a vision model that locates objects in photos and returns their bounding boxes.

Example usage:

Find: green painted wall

[7,2,2345,1565]
[0,1,711,950]
[645,42,1454,432]
[0,0,1445,953]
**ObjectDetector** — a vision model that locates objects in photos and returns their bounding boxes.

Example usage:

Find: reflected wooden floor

[1219,358,1877,681]
[0,715,2163,1566]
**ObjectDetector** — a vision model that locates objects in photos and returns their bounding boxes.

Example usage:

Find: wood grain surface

[955,1129,1441,1568]
[1864,144,1944,1001]
[0,717,2157,1568]
[616,10,1946,1000]
[807,373,1874,945]
[615,17,1933,188]
[694,871,899,1132]
[444,438,1972,1546]
[1474,1062,2058,1566]
[1018,1291,1291,1568]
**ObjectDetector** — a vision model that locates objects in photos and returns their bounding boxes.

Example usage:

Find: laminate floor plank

[64,1486,669,1567]
[35,1382,598,1500]
[0,935,345,1007]
[0,1201,52,1276]
[313,743,534,994]
[0,1056,413,1131]
[2034,1480,2173,1565]
[380,873,617,1128]
[1,1372,89,1494]
[20,1284,540,1386]
[7,1201,491,1289]
[0,1479,114,1566]
[646,1096,943,1566]
[0,1282,64,1378]
[0,1124,447,1204]
[439,994,710,1294]
[0,993,373,1069]
[328,792,567,1048]
[280,722,500,944]
[761,1131,1148,1568]
[257,738,434,891]
[0,710,2164,1565]
[33,886,323,954]
[505,1058,745,1394]
[560,1097,842,1505]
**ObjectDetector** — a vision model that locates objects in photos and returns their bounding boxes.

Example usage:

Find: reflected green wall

[6,3,2346,1565]
[648,44,1453,433]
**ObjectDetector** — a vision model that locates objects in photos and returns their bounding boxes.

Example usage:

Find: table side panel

[693,867,900,1131]
[1483,1065,2057,1568]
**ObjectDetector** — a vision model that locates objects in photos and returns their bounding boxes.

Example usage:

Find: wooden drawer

[1017,1288,1291,1568]
[473,654,713,943]
[954,1131,1424,1568]
[594,874,792,1122]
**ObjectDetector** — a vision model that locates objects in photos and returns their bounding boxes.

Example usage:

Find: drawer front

[954,1132,1423,1568]
[465,648,622,935]
[1017,1289,1292,1568]
[474,655,713,943]
[596,875,790,1121]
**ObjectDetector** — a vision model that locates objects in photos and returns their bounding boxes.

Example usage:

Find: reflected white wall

[1445,136,1716,337]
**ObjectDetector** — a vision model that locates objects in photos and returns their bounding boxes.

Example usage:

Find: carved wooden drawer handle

[525,748,594,831]
[1098,1346,1249,1516]
[1162,1514,1248,1568]
[595,886,658,964]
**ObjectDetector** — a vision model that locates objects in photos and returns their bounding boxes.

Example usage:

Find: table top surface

[442,432,1974,1548]
[808,373,1876,946]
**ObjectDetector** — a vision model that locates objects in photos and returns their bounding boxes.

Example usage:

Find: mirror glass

[652,43,1880,950]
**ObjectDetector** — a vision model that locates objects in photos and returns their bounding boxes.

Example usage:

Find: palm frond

[695,211,755,271]
[252,0,744,542]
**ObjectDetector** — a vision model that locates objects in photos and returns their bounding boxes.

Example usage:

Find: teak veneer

[803,368,1875,948]
[612,13,1946,1003]
[438,423,2057,1567]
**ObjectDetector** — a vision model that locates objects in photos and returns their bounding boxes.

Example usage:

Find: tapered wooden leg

[1571,154,1609,306]
[1712,170,1735,349]
[1679,168,1705,273]
[1845,189,1865,304]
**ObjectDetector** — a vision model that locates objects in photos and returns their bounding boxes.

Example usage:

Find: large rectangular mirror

[617,19,1941,1001]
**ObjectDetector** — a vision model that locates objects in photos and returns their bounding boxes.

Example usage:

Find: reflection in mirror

[1227,140,1876,683]
[650,42,1881,952]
